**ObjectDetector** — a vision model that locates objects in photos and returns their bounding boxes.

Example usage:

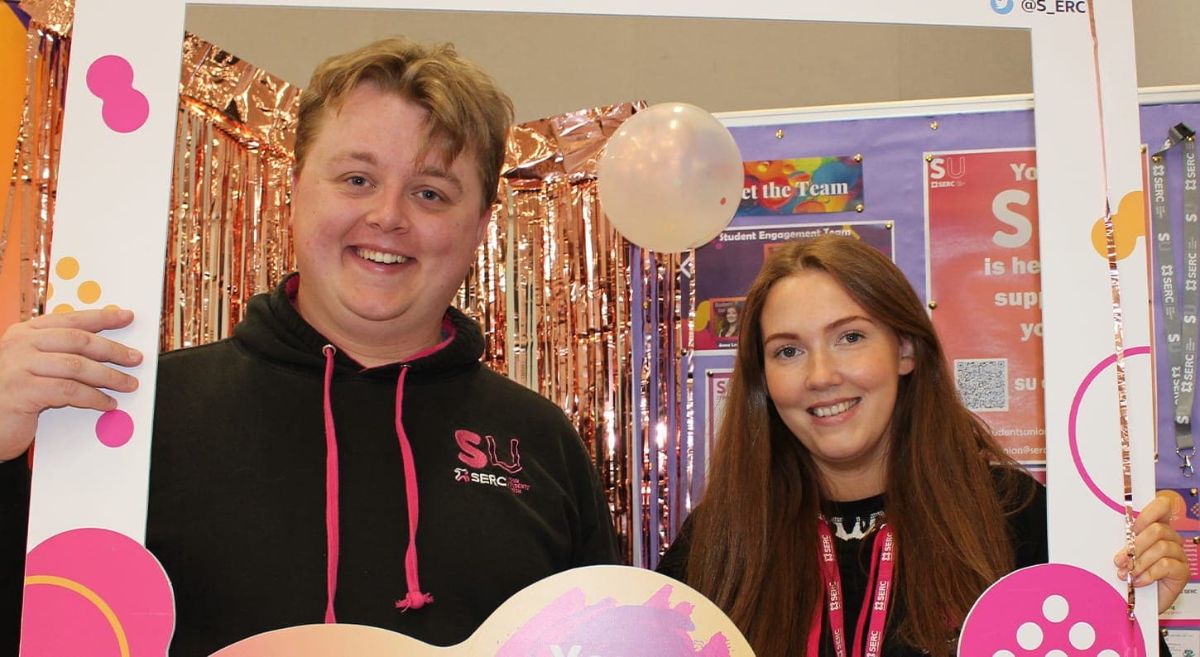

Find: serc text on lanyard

[807,518,896,657]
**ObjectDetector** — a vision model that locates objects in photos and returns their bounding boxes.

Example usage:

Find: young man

[0,37,619,655]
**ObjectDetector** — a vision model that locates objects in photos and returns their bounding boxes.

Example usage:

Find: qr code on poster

[954,358,1008,412]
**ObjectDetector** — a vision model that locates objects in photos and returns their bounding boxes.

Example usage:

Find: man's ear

[474,204,492,246]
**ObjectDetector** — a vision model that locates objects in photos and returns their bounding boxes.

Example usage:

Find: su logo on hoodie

[453,429,530,494]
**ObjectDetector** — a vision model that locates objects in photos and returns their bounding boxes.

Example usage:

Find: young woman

[658,235,1186,657]
[718,303,742,338]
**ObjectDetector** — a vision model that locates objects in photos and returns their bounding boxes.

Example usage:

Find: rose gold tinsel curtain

[6,9,698,565]
[3,0,71,322]
[463,105,697,566]
[165,33,299,350]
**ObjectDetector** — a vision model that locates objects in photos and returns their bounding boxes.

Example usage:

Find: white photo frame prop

[24,0,1158,653]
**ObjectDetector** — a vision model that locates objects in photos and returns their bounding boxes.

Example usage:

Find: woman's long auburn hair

[684,235,1032,657]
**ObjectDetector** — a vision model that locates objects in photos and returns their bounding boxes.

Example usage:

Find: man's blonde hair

[295,37,514,209]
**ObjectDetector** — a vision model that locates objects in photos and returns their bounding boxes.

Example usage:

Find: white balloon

[598,103,743,253]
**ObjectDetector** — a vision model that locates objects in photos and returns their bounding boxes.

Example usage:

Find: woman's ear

[898,337,916,376]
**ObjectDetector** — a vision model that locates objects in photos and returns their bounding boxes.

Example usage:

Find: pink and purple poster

[925,148,1044,463]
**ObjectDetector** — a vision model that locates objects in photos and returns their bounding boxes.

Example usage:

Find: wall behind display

[182,3,1199,124]
[185,7,1035,124]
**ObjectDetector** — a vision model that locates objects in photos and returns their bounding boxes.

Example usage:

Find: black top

[2,275,620,655]
[657,473,1139,657]
[0,453,29,652]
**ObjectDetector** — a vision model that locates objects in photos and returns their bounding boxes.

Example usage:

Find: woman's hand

[1113,490,1190,614]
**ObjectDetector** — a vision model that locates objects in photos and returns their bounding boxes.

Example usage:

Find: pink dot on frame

[86,55,134,94]
[85,55,150,134]
[95,409,134,448]
[101,92,149,134]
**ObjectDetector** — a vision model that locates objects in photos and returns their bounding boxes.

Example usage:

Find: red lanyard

[806,518,897,657]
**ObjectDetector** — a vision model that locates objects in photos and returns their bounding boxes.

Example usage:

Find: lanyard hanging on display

[807,519,896,657]
[1150,123,1199,476]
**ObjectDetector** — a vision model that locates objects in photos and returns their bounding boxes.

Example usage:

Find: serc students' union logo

[991,0,1015,14]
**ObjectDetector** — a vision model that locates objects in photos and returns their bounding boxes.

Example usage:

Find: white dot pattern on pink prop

[960,564,1145,657]
[1017,622,1043,650]
[1043,594,1069,622]
[1070,622,1097,650]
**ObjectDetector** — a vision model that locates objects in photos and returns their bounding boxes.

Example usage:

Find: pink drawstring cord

[320,322,456,619]
[321,344,339,623]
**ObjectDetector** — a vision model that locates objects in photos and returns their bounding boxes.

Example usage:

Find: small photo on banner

[709,298,744,349]
[739,156,863,216]
[693,222,893,352]
[925,148,1045,465]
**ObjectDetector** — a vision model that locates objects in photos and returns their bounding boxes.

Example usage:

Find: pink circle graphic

[85,55,149,133]
[961,563,1145,657]
[22,528,175,657]
[1067,346,1150,514]
[23,580,127,656]
[95,409,134,448]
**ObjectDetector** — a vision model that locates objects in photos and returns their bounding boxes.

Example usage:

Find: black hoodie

[3,274,620,655]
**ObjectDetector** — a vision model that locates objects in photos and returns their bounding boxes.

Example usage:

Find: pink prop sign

[961,563,1145,657]
[494,585,732,657]
[214,566,748,656]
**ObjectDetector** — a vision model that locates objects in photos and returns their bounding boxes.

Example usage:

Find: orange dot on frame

[56,257,80,280]
[52,303,74,314]
[46,282,54,300]
[77,281,102,304]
